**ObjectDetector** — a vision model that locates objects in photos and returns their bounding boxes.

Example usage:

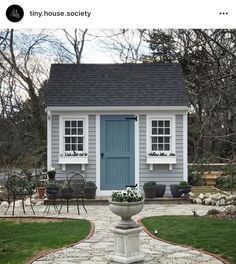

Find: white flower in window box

[59,151,88,164]
[58,152,88,171]
[146,152,176,171]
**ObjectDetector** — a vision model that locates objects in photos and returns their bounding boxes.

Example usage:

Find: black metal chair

[4,174,35,215]
[58,171,87,214]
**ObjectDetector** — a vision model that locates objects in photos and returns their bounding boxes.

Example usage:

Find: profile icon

[6,4,24,22]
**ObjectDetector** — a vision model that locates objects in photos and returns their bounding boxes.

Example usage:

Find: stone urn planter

[109,200,144,229]
[109,187,145,263]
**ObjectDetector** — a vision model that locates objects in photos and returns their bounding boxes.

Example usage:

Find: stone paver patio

[0,203,226,264]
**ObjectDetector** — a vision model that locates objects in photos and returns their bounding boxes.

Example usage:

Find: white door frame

[96,114,139,196]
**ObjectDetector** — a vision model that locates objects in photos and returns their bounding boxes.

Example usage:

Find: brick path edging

[0,213,232,264]
[137,218,231,264]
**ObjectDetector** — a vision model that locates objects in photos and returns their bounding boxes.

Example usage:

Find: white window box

[58,155,88,171]
[146,155,176,171]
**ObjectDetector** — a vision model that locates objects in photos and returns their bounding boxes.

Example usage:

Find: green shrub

[46,182,58,189]
[179,181,190,187]
[188,163,207,186]
[215,176,227,189]
[216,163,236,191]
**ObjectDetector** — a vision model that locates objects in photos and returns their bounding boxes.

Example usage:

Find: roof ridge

[51,62,181,67]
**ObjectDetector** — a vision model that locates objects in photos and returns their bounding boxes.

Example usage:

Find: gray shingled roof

[46,63,189,107]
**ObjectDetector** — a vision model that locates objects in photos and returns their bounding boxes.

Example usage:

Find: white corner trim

[135,115,139,188]
[183,113,188,181]
[59,116,63,155]
[146,115,149,155]
[85,116,89,154]
[96,115,101,195]
[172,115,176,154]
[47,110,52,169]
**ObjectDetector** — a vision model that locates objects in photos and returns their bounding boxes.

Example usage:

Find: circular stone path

[1,203,226,264]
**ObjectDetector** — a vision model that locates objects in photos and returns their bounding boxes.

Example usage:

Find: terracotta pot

[37,187,45,199]
[109,200,144,229]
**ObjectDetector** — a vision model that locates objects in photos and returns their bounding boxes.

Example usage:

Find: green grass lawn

[142,216,236,264]
[0,218,91,264]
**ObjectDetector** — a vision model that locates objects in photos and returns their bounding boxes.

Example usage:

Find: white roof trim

[46,106,189,112]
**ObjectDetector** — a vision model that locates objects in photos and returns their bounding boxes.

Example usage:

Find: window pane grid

[64,134,84,137]
[151,119,171,152]
[64,120,84,152]
[64,129,83,136]
[65,144,83,151]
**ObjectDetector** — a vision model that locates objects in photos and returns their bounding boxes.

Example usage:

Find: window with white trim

[151,120,171,152]
[147,115,176,154]
[64,119,84,152]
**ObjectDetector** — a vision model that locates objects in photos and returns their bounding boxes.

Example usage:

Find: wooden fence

[188,163,236,186]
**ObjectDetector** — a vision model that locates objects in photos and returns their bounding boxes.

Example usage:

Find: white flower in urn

[111,187,143,202]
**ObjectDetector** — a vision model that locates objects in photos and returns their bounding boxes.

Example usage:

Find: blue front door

[100,115,135,190]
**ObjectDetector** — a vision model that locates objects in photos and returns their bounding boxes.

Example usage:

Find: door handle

[101,153,104,158]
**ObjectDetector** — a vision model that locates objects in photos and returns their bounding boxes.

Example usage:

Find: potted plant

[109,187,144,229]
[178,181,191,196]
[47,167,56,180]
[143,181,156,198]
[156,184,166,197]
[37,182,46,199]
[84,181,97,199]
[170,184,181,198]
[46,181,59,199]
